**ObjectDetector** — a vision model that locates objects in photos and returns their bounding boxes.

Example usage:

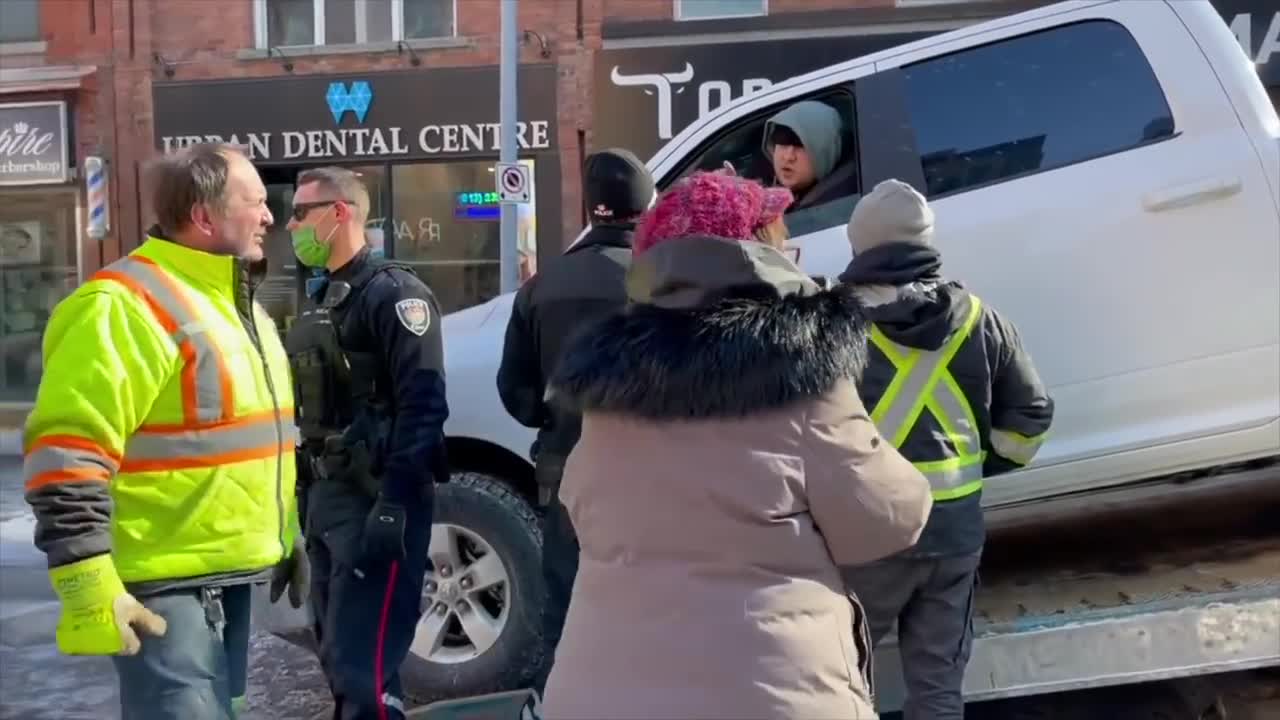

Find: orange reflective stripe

[25,434,122,466]
[23,435,122,491]
[93,256,235,426]
[137,407,294,434]
[25,466,112,491]
[120,440,294,473]
[93,269,179,334]
[121,414,297,473]
[133,256,237,423]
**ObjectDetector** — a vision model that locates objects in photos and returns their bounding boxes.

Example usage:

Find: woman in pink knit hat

[538,171,932,720]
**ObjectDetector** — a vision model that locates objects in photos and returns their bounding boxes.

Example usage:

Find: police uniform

[285,246,449,720]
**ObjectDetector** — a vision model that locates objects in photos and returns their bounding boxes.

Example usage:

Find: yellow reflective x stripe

[990,428,1046,466]
[914,453,985,501]
[870,295,985,497]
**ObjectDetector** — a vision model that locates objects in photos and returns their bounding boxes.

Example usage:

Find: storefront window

[392,160,536,313]
[0,188,79,403]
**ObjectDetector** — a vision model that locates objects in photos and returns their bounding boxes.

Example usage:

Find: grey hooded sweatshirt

[763,101,844,209]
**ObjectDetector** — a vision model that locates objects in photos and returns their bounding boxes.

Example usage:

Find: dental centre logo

[326,81,373,124]
[160,77,551,160]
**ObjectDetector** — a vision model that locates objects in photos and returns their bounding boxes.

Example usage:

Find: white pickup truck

[262,0,1280,713]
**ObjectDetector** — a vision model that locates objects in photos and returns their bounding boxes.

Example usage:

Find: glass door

[391,158,537,313]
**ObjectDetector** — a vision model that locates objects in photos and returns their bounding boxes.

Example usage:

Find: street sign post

[495,162,531,204]
[498,0,519,293]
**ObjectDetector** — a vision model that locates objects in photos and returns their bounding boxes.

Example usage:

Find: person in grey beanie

[496,148,655,700]
[838,179,1055,719]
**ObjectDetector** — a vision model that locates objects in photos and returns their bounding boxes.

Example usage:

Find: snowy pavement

[0,457,332,719]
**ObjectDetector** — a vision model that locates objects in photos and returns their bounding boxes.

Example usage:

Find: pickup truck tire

[401,471,546,703]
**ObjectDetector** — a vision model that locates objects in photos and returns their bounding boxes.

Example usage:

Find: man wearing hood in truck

[839,179,1055,720]
[762,99,852,213]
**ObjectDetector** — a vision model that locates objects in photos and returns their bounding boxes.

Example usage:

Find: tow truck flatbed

[871,465,1280,714]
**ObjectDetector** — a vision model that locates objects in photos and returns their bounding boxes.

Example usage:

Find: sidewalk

[0,460,332,719]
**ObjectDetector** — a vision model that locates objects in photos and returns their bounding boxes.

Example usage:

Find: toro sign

[496,162,530,204]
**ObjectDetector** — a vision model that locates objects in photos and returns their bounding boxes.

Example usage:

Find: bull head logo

[610,63,696,140]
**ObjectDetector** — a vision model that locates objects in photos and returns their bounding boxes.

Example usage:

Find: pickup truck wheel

[401,471,545,703]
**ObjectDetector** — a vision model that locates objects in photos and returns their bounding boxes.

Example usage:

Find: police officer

[837,180,1055,720]
[496,148,655,696]
[284,166,449,720]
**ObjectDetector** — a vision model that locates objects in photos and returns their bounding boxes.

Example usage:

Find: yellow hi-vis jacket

[23,234,299,585]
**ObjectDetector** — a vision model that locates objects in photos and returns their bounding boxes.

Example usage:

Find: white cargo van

[261,0,1280,711]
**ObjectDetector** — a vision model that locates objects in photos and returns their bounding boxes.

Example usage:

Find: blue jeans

[112,584,253,720]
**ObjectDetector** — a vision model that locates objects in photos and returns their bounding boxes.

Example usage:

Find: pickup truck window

[902,20,1175,198]
[670,88,862,239]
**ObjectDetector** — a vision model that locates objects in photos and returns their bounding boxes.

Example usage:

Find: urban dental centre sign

[153,65,558,164]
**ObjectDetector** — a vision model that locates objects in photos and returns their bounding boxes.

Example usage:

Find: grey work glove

[270,536,310,608]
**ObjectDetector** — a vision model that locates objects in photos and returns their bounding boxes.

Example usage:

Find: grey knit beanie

[846,179,934,255]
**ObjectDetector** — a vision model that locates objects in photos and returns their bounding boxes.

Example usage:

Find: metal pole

[498,0,519,294]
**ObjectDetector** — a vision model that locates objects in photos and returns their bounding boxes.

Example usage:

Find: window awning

[0,65,97,95]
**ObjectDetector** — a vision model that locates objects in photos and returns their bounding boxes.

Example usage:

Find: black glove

[360,495,407,567]
[270,535,310,609]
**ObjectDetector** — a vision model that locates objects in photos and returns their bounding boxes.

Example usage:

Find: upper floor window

[675,0,767,22]
[901,20,1174,198]
[0,0,40,44]
[257,0,455,48]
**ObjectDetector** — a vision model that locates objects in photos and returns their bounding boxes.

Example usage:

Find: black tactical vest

[284,261,415,445]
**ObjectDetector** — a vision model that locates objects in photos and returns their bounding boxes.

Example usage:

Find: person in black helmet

[496,148,655,696]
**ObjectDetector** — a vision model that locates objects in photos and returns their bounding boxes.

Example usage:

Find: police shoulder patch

[394,298,431,336]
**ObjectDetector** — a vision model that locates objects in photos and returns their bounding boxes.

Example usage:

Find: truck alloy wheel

[401,472,546,703]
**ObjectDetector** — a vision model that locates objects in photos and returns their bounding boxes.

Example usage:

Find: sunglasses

[289,200,349,222]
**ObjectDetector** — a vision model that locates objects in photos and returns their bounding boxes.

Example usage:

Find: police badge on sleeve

[394,298,432,336]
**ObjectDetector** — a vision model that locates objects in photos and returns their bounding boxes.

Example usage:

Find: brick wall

[606,0,894,22]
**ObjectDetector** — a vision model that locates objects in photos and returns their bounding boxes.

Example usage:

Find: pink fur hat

[634,171,793,255]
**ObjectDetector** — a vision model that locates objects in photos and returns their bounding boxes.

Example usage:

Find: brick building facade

[0,0,1276,413]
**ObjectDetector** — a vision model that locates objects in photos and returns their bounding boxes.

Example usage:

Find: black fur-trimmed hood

[547,236,870,420]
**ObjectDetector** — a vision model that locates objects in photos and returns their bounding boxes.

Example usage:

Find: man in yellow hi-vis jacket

[838,180,1054,720]
[22,142,308,720]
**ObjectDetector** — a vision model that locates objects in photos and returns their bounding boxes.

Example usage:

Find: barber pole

[85,155,109,240]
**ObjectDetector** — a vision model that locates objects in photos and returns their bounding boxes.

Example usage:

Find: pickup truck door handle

[1142,176,1242,212]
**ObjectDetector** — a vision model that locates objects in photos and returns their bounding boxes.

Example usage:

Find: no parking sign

[495,162,531,204]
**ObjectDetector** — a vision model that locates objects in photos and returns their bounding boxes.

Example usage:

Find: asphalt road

[0,457,332,720]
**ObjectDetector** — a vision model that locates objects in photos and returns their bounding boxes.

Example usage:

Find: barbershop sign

[594,0,1280,162]
[153,65,558,163]
[0,101,69,186]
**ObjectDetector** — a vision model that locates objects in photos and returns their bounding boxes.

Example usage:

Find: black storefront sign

[593,33,925,162]
[152,64,559,163]
[594,1,1280,162]
[0,101,70,186]
[1217,0,1280,87]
